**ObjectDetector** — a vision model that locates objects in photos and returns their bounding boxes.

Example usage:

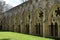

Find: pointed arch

[48,3,60,37]
[48,3,60,25]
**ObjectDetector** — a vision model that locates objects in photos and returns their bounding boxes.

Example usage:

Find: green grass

[0,32,54,40]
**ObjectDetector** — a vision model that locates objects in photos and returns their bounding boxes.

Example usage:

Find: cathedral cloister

[0,0,60,38]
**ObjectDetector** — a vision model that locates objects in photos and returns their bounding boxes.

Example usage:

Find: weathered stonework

[0,0,60,38]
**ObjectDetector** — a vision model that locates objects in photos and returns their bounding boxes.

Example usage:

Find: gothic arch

[48,3,60,25]
[49,22,58,37]
[35,7,43,23]
[48,3,60,37]
[34,7,43,36]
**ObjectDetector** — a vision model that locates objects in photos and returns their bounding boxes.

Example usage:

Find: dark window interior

[0,21,2,31]
[35,23,40,35]
[0,24,2,31]
[26,24,29,34]
[12,25,14,32]
[18,25,21,33]
[49,22,58,37]
[39,11,43,17]
[28,15,30,19]
[55,7,60,16]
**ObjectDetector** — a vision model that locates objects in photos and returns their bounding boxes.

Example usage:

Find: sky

[3,0,23,7]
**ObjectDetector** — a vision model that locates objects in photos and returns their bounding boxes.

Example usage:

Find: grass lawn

[0,32,54,40]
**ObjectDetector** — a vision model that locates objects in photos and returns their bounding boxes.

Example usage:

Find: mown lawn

[0,32,54,40]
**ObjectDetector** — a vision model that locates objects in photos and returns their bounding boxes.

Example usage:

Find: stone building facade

[0,0,60,38]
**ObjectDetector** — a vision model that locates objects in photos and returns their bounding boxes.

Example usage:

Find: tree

[0,0,5,27]
[21,0,28,3]
[0,0,5,13]
[3,4,12,12]
[0,0,12,12]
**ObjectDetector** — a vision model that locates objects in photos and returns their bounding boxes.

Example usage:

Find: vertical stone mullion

[43,0,49,37]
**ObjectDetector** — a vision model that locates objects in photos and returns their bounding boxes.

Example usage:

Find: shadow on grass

[21,33,60,40]
[0,38,10,40]
[46,37,60,40]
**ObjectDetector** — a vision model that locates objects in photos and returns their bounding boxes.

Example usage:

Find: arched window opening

[49,22,58,37]
[18,25,21,33]
[0,24,2,31]
[25,24,29,34]
[55,7,60,16]
[7,25,9,31]
[35,23,40,35]
[28,15,30,19]
[12,25,14,32]
[39,11,43,18]
[55,22,58,36]
[0,21,2,31]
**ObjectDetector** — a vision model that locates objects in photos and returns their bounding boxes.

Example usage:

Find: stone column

[30,22,36,35]
[58,25,60,38]
[40,19,43,36]
[43,17,49,37]
[21,13,27,33]
[29,12,36,35]
[21,23,26,33]
[14,15,17,32]
[42,0,51,37]
[43,7,49,37]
